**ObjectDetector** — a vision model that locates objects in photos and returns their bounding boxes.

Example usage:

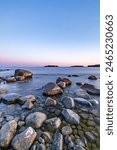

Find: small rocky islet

[0,69,100,150]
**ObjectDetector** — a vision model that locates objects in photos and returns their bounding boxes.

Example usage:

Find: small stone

[74,89,91,99]
[0,120,17,147]
[75,138,85,147]
[38,137,45,144]
[85,132,96,142]
[45,117,61,130]
[94,117,100,125]
[88,75,97,80]
[62,96,75,109]
[45,97,57,107]
[0,88,8,94]
[18,121,25,128]
[42,132,52,143]
[57,81,66,89]
[12,127,37,150]
[56,77,72,85]
[62,126,73,135]
[87,120,96,127]
[15,76,25,81]
[62,109,80,125]
[52,131,63,150]
[26,112,47,129]
[74,145,86,150]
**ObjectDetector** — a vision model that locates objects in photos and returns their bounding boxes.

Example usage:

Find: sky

[0,0,100,66]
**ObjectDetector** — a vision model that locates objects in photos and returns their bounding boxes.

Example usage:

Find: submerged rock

[14,69,33,78]
[52,131,63,150]
[26,112,47,129]
[61,96,75,109]
[0,88,8,94]
[62,109,80,125]
[56,77,72,85]
[61,126,73,135]
[0,120,17,148]
[45,117,61,130]
[57,81,66,89]
[6,77,16,83]
[74,98,92,107]
[45,97,57,107]
[15,76,25,81]
[12,127,37,150]
[2,93,21,104]
[74,89,91,99]
[43,82,63,96]
[85,132,96,142]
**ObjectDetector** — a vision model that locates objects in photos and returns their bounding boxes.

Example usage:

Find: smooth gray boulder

[74,98,92,108]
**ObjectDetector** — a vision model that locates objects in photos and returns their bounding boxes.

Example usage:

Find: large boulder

[0,120,17,148]
[26,112,47,128]
[43,82,63,96]
[62,109,80,125]
[14,69,33,78]
[56,77,72,85]
[2,93,21,104]
[12,127,37,150]
[52,131,63,150]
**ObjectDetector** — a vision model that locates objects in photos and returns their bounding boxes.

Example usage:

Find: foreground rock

[74,89,91,99]
[45,117,61,130]
[0,88,8,94]
[61,126,73,135]
[74,98,92,108]
[43,82,63,96]
[45,97,57,107]
[14,69,33,78]
[52,131,63,150]
[88,75,98,80]
[62,109,80,125]
[85,132,96,142]
[57,81,66,89]
[2,93,21,104]
[61,96,75,109]
[81,83,100,95]
[12,127,37,150]
[56,77,72,85]
[26,112,47,128]
[0,120,17,147]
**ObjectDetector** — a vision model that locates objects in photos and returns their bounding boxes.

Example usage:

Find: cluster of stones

[0,69,33,83]
[0,73,100,150]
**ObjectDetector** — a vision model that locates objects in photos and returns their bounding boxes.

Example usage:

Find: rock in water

[62,109,80,125]
[2,93,21,104]
[88,75,98,80]
[74,98,92,108]
[56,77,72,85]
[61,96,75,109]
[52,131,63,150]
[57,81,66,89]
[74,89,91,99]
[0,88,8,94]
[61,126,73,135]
[0,120,17,148]
[6,77,16,83]
[85,132,96,142]
[43,82,63,96]
[45,97,57,107]
[14,69,33,78]
[26,112,47,128]
[45,117,61,130]
[12,127,37,150]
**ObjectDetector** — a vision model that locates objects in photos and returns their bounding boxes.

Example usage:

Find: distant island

[0,69,10,72]
[70,65,84,67]
[44,65,59,67]
[87,64,100,67]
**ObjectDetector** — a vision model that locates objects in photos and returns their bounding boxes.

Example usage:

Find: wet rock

[52,131,63,150]
[74,98,92,108]
[42,132,52,143]
[2,93,21,104]
[61,96,75,109]
[74,89,91,99]
[12,127,37,150]
[15,76,25,81]
[61,126,73,135]
[86,88,100,95]
[75,138,85,147]
[62,109,80,125]
[26,112,47,128]
[74,145,86,150]
[56,77,72,85]
[6,77,16,83]
[43,82,63,96]
[14,69,33,78]
[38,144,46,150]
[81,83,95,89]
[18,95,36,105]
[5,115,14,121]
[88,75,98,80]
[94,117,100,125]
[85,132,96,142]
[0,88,8,94]
[0,120,17,147]
[45,97,57,107]
[22,100,34,109]
[0,112,3,118]
[76,82,84,86]
[89,99,99,107]
[45,117,61,130]
[57,81,66,89]
[18,120,25,128]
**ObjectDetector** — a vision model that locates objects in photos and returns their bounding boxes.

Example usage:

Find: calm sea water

[0,67,100,96]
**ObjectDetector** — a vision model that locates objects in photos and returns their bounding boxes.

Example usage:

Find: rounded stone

[62,126,73,135]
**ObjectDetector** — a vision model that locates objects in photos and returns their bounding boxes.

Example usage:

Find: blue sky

[0,0,100,66]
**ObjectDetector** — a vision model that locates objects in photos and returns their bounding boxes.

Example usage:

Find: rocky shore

[0,69,100,150]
